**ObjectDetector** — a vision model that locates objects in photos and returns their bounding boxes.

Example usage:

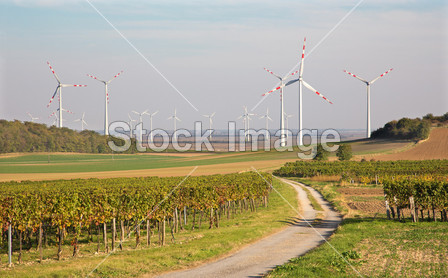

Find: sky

[0,0,447,133]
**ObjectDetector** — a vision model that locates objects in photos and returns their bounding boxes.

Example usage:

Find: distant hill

[371,113,448,140]
[0,120,115,153]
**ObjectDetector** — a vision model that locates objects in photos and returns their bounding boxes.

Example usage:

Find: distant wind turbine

[202,112,215,140]
[167,108,181,141]
[343,68,393,138]
[46,61,87,128]
[148,111,158,143]
[237,106,255,142]
[128,113,137,138]
[132,110,150,125]
[27,112,39,122]
[87,71,123,136]
[284,112,293,132]
[73,112,88,131]
[259,108,273,141]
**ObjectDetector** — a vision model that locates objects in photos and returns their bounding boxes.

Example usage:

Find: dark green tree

[313,144,329,161]
[336,144,352,161]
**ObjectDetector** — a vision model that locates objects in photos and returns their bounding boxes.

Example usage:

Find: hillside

[0,120,112,153]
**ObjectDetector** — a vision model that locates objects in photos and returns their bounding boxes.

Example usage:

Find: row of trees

[0,172,271,264]
[383,176,448,222]
[273,160,448,182]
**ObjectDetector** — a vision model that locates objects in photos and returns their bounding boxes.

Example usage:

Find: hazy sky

[1,0,447,132]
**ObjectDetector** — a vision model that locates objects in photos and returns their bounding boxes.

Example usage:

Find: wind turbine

[49,108,73,126]
[27,112,39,122]
[87,71,123,136]
[343,68,393,138]
[237,106,255,142]
[262,68,299,147]
[284,112,293,132]
[259,108,273,140]
[167,108,181,141]
[202,112,215,140]
[46,62,87,128]
[132,110,150,125]
[263,38,334,146]
[73,112,88,131]
[148,111,158,143]
[127,113,137,138]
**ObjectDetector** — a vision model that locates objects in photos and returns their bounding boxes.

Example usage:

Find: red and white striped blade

[343,70,367,83]
[47,61,61,83]
[263,68,281,79]
[47,86,59,107]
[48,111,56,118]
[302,80,333,104]
[299,37,306,77]
[262,84,285,96]
[289,70,299,77]
[87,74,101,81]
[370,68,393,84]
[61,84,87,88]
[108,71,123,83]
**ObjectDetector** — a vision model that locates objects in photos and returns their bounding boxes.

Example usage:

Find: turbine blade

[73,119,80,122]
[61,84,87,87]
[263,68,281,80]
[299,37,306,77]
[86,74,104,82]
[370,68,393,84]
[210,112,215,118]
[262,84,285,96]
[302,80,333,104]
[152,111,159,116]
[343,70,368,83]
[83,120,88,126]
[108,71,123,83]
[47,86,59,107]
[47,61,61,83]
[132,111,139,115]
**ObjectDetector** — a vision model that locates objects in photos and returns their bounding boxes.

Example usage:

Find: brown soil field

[0,159,296,182]
[370,128,448,160]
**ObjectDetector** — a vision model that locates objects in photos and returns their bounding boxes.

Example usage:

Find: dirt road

[157,179,341,278]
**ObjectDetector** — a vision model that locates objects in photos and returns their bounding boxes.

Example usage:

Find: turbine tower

[46,62,87,128]
[259,108,273,141]
[263,38,334,146]
[167,108,181,141]
[73,112,88,131]
[27,112,39,122]
[262,68,299,147]
[87,71,123,136]
[202,112,215,140]
[148,111,158,143]
[343,68,393,138]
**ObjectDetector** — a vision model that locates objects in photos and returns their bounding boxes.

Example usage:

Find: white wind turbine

[262,67,299,147]
[237,106,255,142]
[284,112,293,132]
[127,113,137,138]
[27,112,39,122]
[259,108,273,141]
[343,68,393,138]
[202,112,216,140]
[132,110,150,125]
[49,108,73,126]
[73,112,88,131]
[148,111,158,143]
[263,38,334,146]
[46,62,87,128]
[87,71,123,136]
[167,108,181,141]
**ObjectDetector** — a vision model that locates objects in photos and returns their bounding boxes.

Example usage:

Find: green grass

[267,178,448,277]
[0,151,298,174]
[0,179,298,277]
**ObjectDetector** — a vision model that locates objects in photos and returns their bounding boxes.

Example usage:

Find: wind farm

[1,1,447,278]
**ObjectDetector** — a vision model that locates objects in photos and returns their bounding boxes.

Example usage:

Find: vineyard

[0,172,271,266]
[274,160,448,222]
